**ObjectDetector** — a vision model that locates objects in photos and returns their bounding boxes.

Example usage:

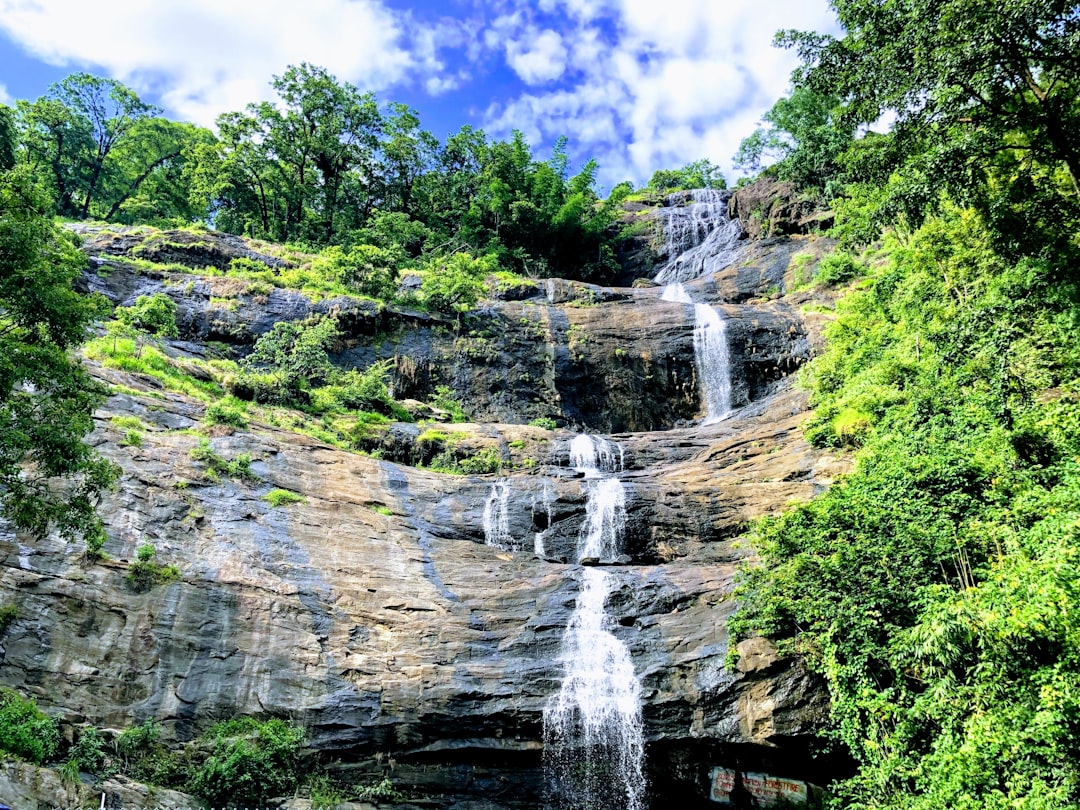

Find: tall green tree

[734,87,851,192]
[777,0,1080,236]
[0,151,116,547]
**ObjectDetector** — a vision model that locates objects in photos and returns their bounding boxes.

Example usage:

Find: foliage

[66,726,109,776]
[235,315,339,406]
[115,292,178,338]
[419,252,495,316]
[190,438,255,481]
[204,398,249,428]
[309,359,407,418]
[315,243,400,300]
[0,687,60,764]
[0,161,118,549]
[529,416,558,430]
[263,489,306,507]
[187,717,304,807]
[777,0,1080,244]
[0,603,15,633]
[732,206,1080,808]
[647,159,727,191]
[15,73,211,222]
[814,251,863,287]
[431,384,467,422]
[115,718,176,785]
[125,543,181,591]
[734,87,853,194]
[354,777,407,802]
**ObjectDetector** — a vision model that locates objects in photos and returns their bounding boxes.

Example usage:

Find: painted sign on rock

[709,767,809,806]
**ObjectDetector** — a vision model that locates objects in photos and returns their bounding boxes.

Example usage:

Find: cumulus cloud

[481,0,839,186]
[0,83,12,106]
[0,0,432,124]
[505,29,568,85]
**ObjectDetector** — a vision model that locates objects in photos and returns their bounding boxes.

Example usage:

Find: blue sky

[0,0,839,189]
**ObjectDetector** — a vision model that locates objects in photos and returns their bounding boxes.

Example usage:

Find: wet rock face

[0,206,848,808]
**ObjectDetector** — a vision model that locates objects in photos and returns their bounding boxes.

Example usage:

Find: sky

[0,0,840,190]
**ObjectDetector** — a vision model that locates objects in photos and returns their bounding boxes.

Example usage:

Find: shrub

[315,244,399,300]
[815,251,863,286]
[205,398,249,429]
[126,544,181,592]
[0,603,15,633]
[0,687,59,763]
[431,385,467,422]
[67,726,108,776]
[188,717,304,807]
[113,718,182,786]
[529,416,557,430]
[263,489,306,507]
[115,293,179,338]
[458,446,503,474]
[190,439,256,480]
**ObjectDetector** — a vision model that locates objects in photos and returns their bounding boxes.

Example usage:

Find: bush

[67,726,108,776]
[205,398,249,428]
[0,603,15,633]
[315,244,399,300]
[0,687,59,763]
[263,489,306,507]
[188,717,304,807]
[115,718,178,786]
[126,544,181,592]
[815,251,863,286]
[529,416,557,430]
[115,293,179,338]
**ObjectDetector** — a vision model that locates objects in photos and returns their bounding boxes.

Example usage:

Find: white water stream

[482,480,516,550]
[652,189,744,285]
[661,283,733,423]
[543,567,647,810]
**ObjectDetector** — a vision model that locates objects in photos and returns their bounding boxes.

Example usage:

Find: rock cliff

[1,193,847,808]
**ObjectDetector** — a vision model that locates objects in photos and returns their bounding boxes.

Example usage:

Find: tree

[777,0,1080,225]
[734,87,852,192]
[0,159,117,549]
[647,159,727,191]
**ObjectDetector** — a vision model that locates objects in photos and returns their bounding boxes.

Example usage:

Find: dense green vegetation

[9,64,717,284]
[0,114,118,549]
[731,1,1080,807]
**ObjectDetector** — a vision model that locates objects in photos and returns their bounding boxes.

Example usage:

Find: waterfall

[569,434,623,476]
[568,436,627,562]
[662,284,734,423]
[534,479,556,557]
[694,304,733,422]
[483,480,516,550]
[660,282,693,304]
[579,478,627,561]
[544,567,647,810]
[653,189,744,285]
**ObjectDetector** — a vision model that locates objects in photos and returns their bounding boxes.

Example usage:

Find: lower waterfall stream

[543,435,646,809]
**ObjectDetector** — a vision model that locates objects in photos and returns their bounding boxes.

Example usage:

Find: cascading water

[661,283,733,423]
[570,434,623,476]
[534,479,556,557]
[568,436,627,562]
[694,305,733,422]
[543,435,643,808]
[579,478,627,561]
[544,567,647,810]
[652,189,744,285]
[483,480,516,550]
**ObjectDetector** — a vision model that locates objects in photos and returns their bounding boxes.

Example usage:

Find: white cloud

[0,0,426,125]
[482,0,839,187]
[505,29,568,85]
[0,83,12,106]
